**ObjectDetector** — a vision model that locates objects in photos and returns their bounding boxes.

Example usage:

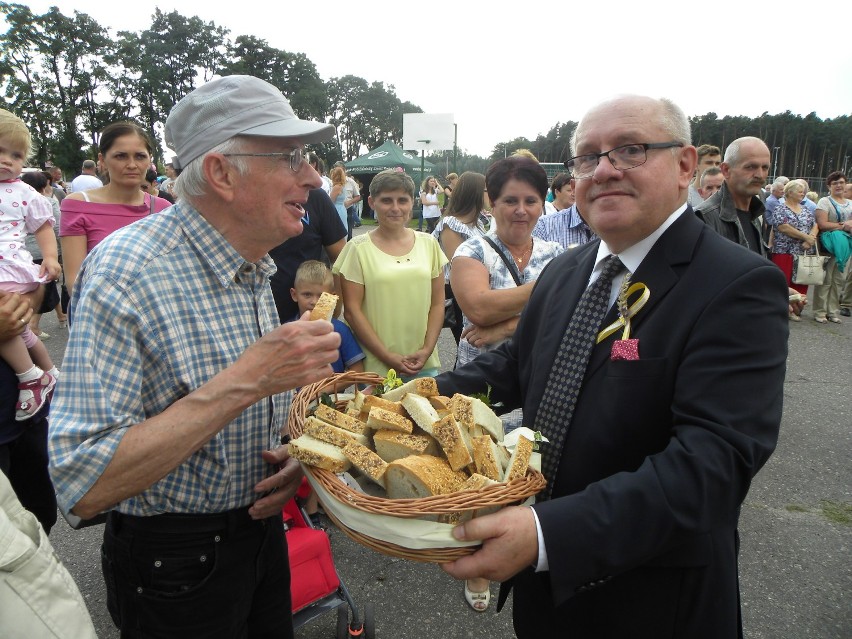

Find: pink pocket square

[611,339,640,361]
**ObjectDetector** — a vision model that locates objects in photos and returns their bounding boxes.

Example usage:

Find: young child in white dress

[0,109,61,420]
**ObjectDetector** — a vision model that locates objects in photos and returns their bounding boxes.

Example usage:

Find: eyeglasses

[565,142,684,179]
[222,148,304,172]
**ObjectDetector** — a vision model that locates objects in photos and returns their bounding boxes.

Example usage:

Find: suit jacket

[436,210,789,638]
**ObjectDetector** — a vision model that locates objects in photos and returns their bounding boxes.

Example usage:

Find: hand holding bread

[233,319,341,402]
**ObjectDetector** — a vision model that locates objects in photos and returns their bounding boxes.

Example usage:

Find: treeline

[481,112,851,183]
[2,4,849,182]
[0,4,422,173]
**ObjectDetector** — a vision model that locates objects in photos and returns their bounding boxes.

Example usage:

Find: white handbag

[792,244,829,286]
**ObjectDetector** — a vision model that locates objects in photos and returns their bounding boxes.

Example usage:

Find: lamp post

[417,139,430,231]
[773,146,780,181]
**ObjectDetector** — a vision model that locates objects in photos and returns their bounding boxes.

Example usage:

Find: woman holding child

[333,170,447,379]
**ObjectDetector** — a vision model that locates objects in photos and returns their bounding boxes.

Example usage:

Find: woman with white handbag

[814,172,852,323]
[767,180,819,321]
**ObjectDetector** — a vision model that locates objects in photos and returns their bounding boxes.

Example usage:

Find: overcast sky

[14,0,852,158]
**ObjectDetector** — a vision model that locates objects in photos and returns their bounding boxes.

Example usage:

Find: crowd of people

[0,75,849,638]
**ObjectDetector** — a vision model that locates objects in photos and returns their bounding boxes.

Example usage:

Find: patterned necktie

[536,254,624,500]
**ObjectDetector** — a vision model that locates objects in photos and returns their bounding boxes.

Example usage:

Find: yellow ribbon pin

[596,280,650,344]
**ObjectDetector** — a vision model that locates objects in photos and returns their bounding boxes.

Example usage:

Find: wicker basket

[287,371,547,562]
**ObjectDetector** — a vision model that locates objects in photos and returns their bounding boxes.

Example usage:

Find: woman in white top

[814,171,852,322]
[419,176,442,234]
[431,171,488,343]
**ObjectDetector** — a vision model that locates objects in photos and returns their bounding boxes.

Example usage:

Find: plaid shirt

[532,204,596,249]
[49,201,288,516]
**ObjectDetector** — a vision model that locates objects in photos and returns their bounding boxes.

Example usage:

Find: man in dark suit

[439,95,788,638]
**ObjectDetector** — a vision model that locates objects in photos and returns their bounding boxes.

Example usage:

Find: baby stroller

[284,479,375,638]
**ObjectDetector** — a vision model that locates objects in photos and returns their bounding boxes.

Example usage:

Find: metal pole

[453,123,458,174]
[773,146,780,181]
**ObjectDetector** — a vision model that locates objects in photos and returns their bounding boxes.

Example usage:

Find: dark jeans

[0,414,57,534]
[102,508,293,639]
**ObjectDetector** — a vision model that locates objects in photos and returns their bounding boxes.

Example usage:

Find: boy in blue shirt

[290,260,365,374]
[289,260,365,527]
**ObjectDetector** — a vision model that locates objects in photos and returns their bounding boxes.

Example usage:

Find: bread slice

[428,395,452,411]
[459,473,499,492]
[472,435,503,481]
[431,414,473,471]
[309,292,338,321]
[342,441,388,487]
[381,377,439,402]
[288,435,351,472]
[385,455,467,499]
[373,429,441,463]
[314,403,368,434]
[304,416,370,448]
[495,444,511,471]
[362,395,407,417]
[502,434,534,482]
[366,406,414,433]
[400,393,441,435]
[449,394,504,443]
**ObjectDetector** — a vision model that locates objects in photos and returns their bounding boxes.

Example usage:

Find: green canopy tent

[344,141,438,223]
[344,140,435,175]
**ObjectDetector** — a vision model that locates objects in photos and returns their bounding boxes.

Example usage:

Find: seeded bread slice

[362,395,407,417]
[373,429,441,463]
[381,377,439,402]
[502,434,534,482]
[314,403,368,435]
[304,416,370,448]
[448,394,504,443]
[288,435,351,473]
[308,292,338,321]
[431,414,473,471]
[472,435,503,481]
[366,406,414,434]
[342,441,388,487]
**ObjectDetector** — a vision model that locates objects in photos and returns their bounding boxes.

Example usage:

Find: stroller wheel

[336,606,349,639]
[363,602,376,639]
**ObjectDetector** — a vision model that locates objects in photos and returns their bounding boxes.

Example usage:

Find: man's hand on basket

[441,506,538,582]
[249,449,303,520]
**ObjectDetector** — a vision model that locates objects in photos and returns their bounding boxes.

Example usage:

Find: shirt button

[154,560,162,568]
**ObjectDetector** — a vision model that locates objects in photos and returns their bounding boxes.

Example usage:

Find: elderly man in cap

[49,75,340,638]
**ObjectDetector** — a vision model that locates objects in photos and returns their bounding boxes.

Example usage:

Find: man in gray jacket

[695,136,770,256]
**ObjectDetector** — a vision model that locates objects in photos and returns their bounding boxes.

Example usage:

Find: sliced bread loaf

[385,455,467,499]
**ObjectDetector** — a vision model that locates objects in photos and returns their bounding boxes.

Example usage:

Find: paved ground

[41,266,850,637]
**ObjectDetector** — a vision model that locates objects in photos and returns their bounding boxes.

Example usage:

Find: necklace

[507,240,532,266]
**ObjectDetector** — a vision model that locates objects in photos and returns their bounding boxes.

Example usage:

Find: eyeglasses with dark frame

[565,142,684,179]
[222,148,305,172]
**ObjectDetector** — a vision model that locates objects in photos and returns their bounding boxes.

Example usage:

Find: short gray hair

[570,96,691,156]
[723,136,767,167]
[173,137,250,201]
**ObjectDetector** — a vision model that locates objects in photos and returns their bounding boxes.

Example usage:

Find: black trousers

[103,508,293,639]
[0,416,57,534]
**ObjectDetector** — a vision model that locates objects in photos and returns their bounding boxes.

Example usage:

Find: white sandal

[464,581,491,612]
